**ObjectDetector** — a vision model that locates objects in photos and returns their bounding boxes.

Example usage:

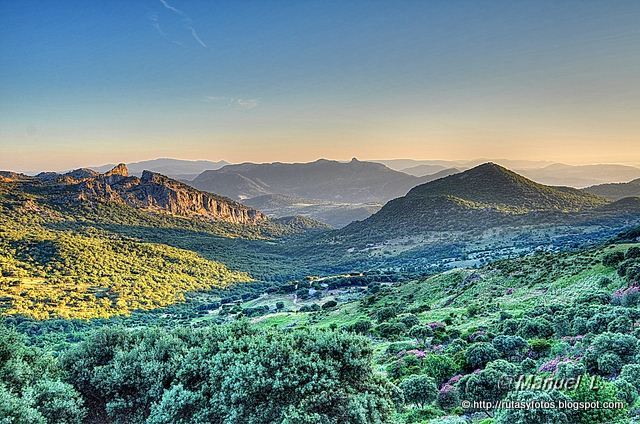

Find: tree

[583,332,638,376]
[602,251,624,268]
[620,364,640,391]
[64,324,399,424]
[492,335,528,360]
[399,374,437,409]
[465,343,500,369]
[494,390,572,424]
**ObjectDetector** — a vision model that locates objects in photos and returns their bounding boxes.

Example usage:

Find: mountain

[403,166,461,179]
[400,164,449,176]
[583,178,640,201]
[517,163,640,188]
[33,164,267,225]
[330,163,639,253]
[243,194,382,228]
[404,162,605,212]
[374,158,553,171]
[189,158,429,203]
[91,158,230,179]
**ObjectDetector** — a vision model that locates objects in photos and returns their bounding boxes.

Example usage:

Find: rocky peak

[140,170,166,184]
[105,163,129,177]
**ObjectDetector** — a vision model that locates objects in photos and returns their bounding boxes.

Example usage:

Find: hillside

[583,178,640,201]
[171,233,640,424]
[189,158,429,203]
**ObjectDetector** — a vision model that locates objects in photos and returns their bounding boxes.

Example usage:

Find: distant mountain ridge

[583,178,640,201]
[189,158,432,203]
[517,163,640,188]
[90,158,230,179]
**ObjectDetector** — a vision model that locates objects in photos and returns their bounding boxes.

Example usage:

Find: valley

[2,160,640,424]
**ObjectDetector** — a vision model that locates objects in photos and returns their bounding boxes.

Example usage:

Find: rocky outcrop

[74,165,266,224]
[105,163,129,177]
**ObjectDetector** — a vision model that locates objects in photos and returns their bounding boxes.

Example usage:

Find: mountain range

[91,158,230,180]
[188,158,431,203]
[517,163,640,187]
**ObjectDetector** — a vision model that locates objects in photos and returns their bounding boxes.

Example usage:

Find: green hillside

[406,163,607,212]
[0,211,251,319]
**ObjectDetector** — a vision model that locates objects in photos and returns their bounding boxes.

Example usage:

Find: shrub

[569,376,625,424]
[613,378,638,406]
[518,318,554,339]
[351,319,373,334]
[376,306,399,322]
[492,335,528,360]
[399,374,437,409]
[620,364,640,391]
[465,343,500,369]
[321,300,337,309]
[437,384,460,410]
[555,361,586,380]
[494,390,572,424]
[376,322,408,339]
[626,246,640,260]
[397,313,420,329]
[422,354,458,385]
[409,326,434,345]
[583,332,638,376]
[611,284,640,307]
[602,251,625,267]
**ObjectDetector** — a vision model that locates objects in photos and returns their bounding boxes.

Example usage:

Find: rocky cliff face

[74,165,267,224]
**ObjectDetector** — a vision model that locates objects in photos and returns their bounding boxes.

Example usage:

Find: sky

[1,0,639,172]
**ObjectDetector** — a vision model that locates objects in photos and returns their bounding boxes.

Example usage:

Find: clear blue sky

[1,0,639,171]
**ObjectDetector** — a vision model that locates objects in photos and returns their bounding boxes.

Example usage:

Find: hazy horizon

[4,155,640,175]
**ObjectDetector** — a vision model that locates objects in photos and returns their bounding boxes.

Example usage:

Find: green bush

[399,374,437,409]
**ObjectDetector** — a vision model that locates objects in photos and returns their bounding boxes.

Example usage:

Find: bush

[555,361,586,380]
[465,343,500,370]
[321,300,337,309]
[351,319,373,334]
[376,306,399,322]
[437,384,460,410]
[422,354,458,385]
[613,378,638,406]
[626,246,640,259]
[494,390,572,424]
[64,325,399,424]
[602,251,625,268]
[376,322,408,339]
[399,374,437,409]
[620,364,640,391]
[518,318,554,338]
[583,332,638,376]
[492,335,528,360]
